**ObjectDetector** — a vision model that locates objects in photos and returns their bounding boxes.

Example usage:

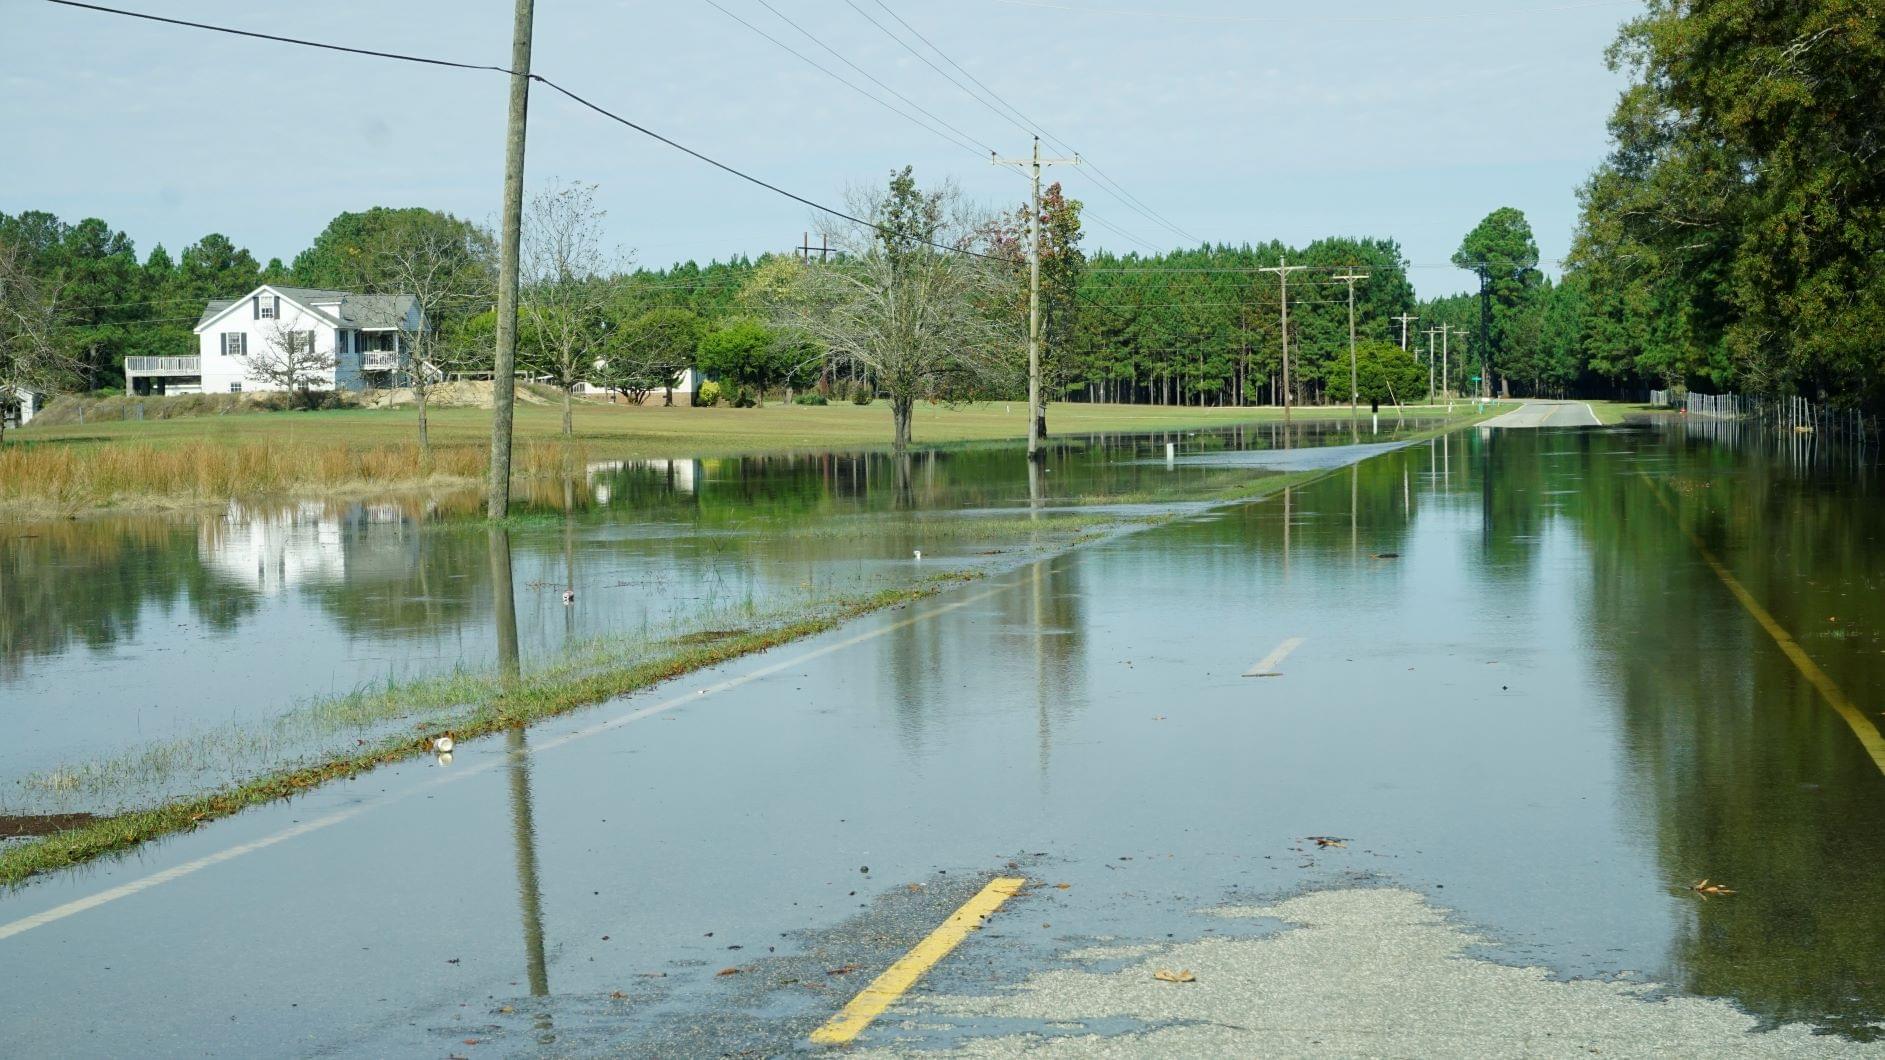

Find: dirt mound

[360,380,560,410]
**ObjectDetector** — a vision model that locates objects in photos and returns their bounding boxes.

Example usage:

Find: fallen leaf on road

[610,991,629,1000]
[1153,969,1196,983]
[716,967,743,977]
[827,963,862,976]
[1308,836,1348,848]
[1691,879,1736,897]
[1055,882,1071,890]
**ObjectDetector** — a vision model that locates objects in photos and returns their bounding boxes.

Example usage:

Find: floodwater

[1,416,1882,1055]
[0,419,1384,808]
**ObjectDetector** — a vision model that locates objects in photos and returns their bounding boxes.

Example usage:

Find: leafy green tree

[177,233,261,302]
[695,318,787,399]
[1353,340,1424,409]
[1572,0,1885,406]
[1454,208,1541,397]
[610,306,703,405]
[773,169,1016,447]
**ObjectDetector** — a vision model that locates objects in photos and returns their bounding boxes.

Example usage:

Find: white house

[126,285,423,395]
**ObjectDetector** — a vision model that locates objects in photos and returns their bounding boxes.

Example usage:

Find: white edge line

[0,583,1010,942]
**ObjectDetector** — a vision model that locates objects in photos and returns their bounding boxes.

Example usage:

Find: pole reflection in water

[562,474,578,645]
[1027,458,1044,521]
[488,527,521,684]
[507,726,553,1040]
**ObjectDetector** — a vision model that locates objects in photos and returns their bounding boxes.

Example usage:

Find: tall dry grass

[0,439,588,514]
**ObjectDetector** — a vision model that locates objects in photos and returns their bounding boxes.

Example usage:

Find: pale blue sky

[7,0,1638,297]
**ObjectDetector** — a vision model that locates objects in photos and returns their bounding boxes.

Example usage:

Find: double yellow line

[1643,474,1885,774]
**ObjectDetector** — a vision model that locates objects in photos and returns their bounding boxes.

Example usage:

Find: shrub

[695,380,723,407]
[848,380,875,405]
[731,386,759,409]
[794,392,828,406]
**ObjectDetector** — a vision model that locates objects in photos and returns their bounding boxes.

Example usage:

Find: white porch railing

[362,351,401,371]
[125,356,200,374]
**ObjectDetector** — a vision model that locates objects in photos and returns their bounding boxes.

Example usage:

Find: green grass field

[17,397,1480,455]
[2,398,1506,516]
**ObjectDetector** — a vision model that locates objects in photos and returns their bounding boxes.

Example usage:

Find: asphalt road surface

[1480,399,1603,428]
[3,426,1882,1057]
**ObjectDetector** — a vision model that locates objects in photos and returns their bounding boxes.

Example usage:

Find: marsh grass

[0,438,590,516]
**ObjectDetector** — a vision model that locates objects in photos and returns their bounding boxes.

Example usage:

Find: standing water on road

[0,421,1388,812]
[0,419,1882,1052]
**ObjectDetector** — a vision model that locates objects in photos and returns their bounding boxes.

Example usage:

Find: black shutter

[252,296,259,320]
[273,295,281,317]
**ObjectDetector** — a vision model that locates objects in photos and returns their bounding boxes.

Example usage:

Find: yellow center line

[810,876,1027,1047]
[1642,473,1885,775]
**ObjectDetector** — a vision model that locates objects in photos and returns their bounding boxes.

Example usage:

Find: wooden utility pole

[993,138,1077,463]
[1392,312,1418,352]
[1334,270,1370,442]
[487,0,535,519]
[1423,326,1440,404]
[797,231,832,263]
[1259,255,1307,446]
[1439,323,1454,400]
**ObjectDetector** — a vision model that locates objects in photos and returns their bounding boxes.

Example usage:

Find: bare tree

[377,214,496,454]
[520,181,622,437]
[771,170,1017,449]
[247,318,336,407]
[0,240,70,442]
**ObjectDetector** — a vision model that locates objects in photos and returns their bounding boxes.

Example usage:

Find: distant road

[1480,400,1602,428]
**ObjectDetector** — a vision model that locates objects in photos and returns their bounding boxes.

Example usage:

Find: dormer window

[257,295,276,319]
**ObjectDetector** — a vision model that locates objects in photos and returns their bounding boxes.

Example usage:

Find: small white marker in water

[913,549,923,561]
[1165,442,1176,462]
[561,588,575,605]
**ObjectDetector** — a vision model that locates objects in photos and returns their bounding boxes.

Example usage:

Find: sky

[7,0,1639,298]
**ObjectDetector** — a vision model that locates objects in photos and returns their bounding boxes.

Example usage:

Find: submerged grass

[0,576,973,887]
[0,408,1507,887]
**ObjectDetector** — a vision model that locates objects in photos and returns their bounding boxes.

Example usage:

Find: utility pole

[1423,327,1440,404]
[993,137,1078,463]
[1334,270,1370,443]
[1392,312,1418,352]
[1439,323,1453,402]
[797,231,832,263]
[1259,255,1308,446]
[487,0,535,520]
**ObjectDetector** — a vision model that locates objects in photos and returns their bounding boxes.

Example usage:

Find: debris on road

[1153,968,1196,983]
[1308,836,1349,848]
[1690,879,1736,897]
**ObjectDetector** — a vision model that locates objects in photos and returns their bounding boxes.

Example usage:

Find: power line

[697,0,990,159]
[992,0,1635,26]
[40,0,1005,265]
[854,0,1201,245]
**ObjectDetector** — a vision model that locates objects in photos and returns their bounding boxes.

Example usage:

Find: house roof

[195,286,419,331]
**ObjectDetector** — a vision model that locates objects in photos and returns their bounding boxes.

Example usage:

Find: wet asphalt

[2,422,1883,1056]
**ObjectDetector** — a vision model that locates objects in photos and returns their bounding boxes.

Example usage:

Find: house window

[257,296,275,319]
[336,330,350,355]
[229,382,243,393]
[221,332,247,357]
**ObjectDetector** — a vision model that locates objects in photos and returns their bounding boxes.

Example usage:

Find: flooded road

[2,420,1883,1055]
[0,422,1349,809]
